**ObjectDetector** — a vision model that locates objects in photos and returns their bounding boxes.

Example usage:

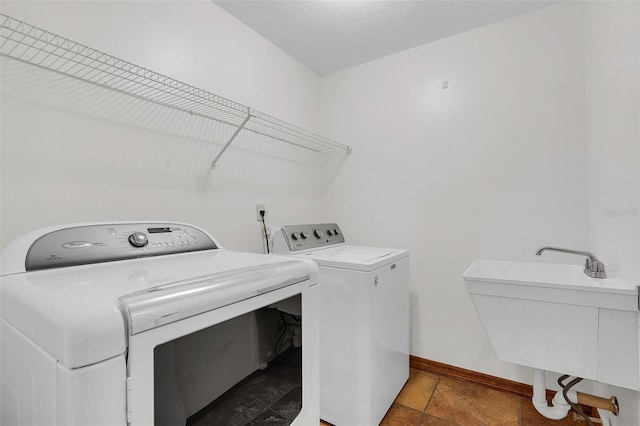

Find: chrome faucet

[536,246,606,279]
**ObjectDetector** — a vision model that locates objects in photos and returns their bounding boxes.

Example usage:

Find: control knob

[128,232,149,248]
[327,229,335,236]
[314,229,324,238]
[291,232,301,240]
[301,232,310,239]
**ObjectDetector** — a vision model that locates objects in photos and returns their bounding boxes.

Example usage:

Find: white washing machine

[1,222,319,426]
[272,223,409,426]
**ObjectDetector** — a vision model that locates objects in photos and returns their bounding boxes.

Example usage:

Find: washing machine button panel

[279,223,345,252]
[25,223,218,271]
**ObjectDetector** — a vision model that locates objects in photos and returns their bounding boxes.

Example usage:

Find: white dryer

[272,223,409,426]
[1,222,319,426]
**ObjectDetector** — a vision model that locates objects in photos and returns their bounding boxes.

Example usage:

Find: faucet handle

[585,257,606,279]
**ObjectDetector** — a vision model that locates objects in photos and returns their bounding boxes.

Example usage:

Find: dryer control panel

[24,222,218,271]
[274,223,345,253]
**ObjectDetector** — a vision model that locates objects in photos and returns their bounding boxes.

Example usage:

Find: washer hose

[558,375,594,426]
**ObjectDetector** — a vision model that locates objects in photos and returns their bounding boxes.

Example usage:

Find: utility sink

[464,260,637,311]
[463,260,639,391]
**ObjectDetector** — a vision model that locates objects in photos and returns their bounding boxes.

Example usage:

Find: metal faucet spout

[536,246,606,279]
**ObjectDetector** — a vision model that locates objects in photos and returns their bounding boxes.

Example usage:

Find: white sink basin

[463,260,639,390]
[463,260,637,311]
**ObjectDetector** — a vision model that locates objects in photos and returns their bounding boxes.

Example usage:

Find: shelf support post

[210,108,253,169]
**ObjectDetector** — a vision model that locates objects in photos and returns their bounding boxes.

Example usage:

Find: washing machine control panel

[278,223,345,252]
[25,222,218,271]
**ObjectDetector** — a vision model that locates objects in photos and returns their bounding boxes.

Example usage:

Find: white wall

[585,2,640,425]
[2,1,639,421]
[320,1,640,421]
[0,0,339,253]
[319,2,591,385]
[586,0,640,288]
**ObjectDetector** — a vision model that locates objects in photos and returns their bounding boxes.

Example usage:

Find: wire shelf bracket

[0,13,351,169]
[210,108,252,169]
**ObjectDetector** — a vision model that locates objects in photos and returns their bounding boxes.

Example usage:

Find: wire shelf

[0,13,351,168]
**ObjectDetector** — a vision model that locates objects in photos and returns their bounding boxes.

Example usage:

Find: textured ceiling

[213,1,557,76]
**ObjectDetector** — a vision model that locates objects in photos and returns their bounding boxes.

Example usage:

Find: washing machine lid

[0,249,316,369]
[296,245,408,272]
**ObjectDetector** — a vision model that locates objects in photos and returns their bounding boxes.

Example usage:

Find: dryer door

[122,264,318,426]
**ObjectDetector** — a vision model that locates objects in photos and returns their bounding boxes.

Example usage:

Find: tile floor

[320,368,592,426]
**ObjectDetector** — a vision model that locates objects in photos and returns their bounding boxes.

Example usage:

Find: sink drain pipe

[532,369,619,423]
[532,369,573,420]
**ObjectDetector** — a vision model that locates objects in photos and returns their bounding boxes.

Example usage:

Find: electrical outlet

[256,204,265,221]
